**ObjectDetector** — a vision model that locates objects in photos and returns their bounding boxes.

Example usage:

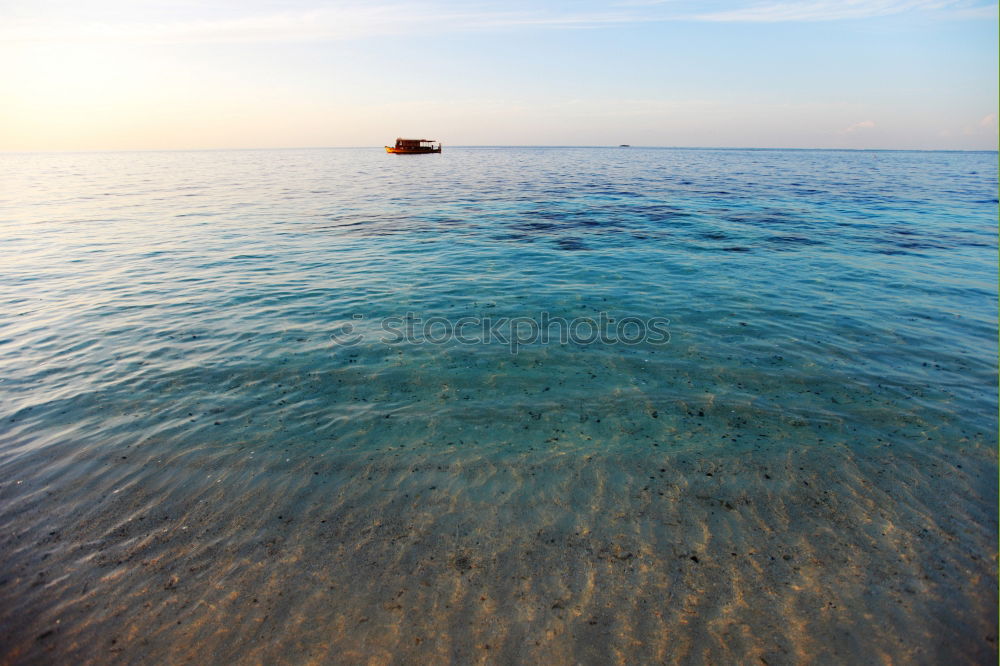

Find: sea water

[0,147,996,663]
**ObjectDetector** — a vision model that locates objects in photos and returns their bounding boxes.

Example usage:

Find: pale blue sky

[1,0,996,150]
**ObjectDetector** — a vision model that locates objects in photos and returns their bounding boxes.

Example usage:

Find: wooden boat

[385,138,442,154]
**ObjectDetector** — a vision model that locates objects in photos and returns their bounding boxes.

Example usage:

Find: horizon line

[2,145,998,155]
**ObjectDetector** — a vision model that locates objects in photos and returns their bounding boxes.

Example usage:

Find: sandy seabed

[1,428,995,665]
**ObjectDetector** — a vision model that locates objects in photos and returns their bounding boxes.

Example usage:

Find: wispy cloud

[690,0,994,22]
[842,119,876,133]
[950,2,1000,16]
[0,0,995,44]
[616,0,996,15]
[0,5,640,44]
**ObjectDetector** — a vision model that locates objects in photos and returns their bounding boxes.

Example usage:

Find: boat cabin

[385,138,442,154]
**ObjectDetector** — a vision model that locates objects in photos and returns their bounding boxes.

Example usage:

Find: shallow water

[0,147,996,664]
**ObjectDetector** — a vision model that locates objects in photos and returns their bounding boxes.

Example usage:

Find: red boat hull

[385,146,441,154]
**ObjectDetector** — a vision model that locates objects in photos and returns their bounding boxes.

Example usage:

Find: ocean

[0,147,996,663]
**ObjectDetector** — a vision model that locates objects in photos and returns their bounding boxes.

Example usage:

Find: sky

[0,0,997,150]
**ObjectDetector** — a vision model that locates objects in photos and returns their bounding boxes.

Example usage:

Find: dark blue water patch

[514,221,559,232]
[626,205,694,225]
[554,237,589,251]
[494,233,536,243]
[893,241,951,250]
[766,235,826,247]
[788,187,824,195]
[724,211,807,229]
[326,219,368,228]
[837,227,997,255]
[509,208,635,234]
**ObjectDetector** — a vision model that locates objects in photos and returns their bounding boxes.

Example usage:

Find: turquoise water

[0,147,996,663]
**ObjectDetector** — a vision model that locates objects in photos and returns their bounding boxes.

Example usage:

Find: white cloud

[842,119,876,133]
[962,113,998,136]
